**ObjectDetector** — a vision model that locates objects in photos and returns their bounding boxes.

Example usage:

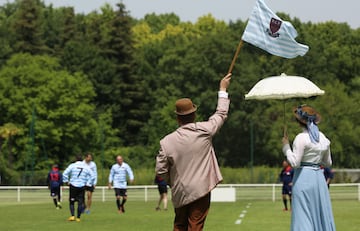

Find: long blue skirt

[291,167,336,231]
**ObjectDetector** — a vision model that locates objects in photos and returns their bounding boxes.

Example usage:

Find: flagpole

[227,39,244,74]
[283,101,287,137]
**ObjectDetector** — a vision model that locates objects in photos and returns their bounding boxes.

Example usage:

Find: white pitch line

[235,203,252,225]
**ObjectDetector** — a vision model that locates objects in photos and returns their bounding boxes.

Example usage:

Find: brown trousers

[173,192,211,231]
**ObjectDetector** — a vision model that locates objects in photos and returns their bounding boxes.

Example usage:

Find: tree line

[0,0,359,185]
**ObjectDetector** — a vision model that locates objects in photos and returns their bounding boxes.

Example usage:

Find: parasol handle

[283,125,288,138]
[228,40,244,74]
[283,101,288,138]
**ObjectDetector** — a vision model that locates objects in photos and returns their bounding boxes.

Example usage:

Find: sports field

[0,199,359,231]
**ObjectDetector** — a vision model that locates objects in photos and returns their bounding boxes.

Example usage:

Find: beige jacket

[156,97,230,208]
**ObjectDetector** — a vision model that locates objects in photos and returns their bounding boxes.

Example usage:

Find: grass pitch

[0,199,359,231]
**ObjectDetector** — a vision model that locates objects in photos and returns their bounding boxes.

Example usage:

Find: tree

[0,1,359,172]
[0,53,99,184]
[0,2,16,66]
[98,2,148,145]
[0,123,21,168]
[11,0,49,54]
[142,12,180,34]
[42,5,77,54]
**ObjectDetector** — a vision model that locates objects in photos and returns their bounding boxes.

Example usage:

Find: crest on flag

[267,18,281,37]
[241,0,309,59]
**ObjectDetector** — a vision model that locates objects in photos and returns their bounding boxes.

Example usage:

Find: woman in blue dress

[282,105,336,231]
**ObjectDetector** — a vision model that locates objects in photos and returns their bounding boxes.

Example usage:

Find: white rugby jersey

[63,161,95,187]
[108,162,134,189]
[84,160,98,185]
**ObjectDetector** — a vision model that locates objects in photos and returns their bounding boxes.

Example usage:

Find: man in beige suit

[156,73,232,231]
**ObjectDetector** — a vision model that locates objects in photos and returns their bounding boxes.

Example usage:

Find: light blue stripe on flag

[242,0,309,58]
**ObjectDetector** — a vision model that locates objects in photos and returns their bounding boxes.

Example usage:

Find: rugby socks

[116,199,121,210]
[70,201,75,216]
[77,203,83,218]
[283,199,288,210]
[121,198,127,206]
[53,198,58,207]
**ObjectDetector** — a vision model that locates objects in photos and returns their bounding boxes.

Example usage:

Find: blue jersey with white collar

[109,162,134,189]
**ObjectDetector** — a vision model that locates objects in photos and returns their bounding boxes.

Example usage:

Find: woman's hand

[282,136,289,145]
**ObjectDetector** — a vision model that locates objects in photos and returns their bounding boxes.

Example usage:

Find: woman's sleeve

[283,134,306,168]
[321,135,332,167]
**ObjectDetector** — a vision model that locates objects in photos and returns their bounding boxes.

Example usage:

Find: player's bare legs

[86,190,93,213]
[156,193,168,211]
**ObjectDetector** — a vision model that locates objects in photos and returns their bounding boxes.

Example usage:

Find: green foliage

[11,0,49,54]
[312,81,360,167]
[0,53,99,183]
[142,12,180,33]
[0,1,359,184]
[221,166,276,183]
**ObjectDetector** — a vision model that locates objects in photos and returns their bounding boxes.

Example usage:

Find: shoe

[57,202,62,209]
[155,207,160,211]
[76,218,81,222]
[85,210,90,214]
[121,206,125,213]
[283,208,288,211]
[56,206,60,210]
[68,216,75,221]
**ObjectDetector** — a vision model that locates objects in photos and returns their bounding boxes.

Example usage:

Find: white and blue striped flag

[242,0,309,58]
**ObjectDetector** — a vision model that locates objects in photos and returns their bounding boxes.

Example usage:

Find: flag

[242,0,309,58]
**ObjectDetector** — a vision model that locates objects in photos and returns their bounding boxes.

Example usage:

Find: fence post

[60,186,63,202]
[145,186,148,202]
[272,184,275,202]
[102,187,105,202]
[17,187,21,202]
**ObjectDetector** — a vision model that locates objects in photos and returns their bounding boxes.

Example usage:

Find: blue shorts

[282,185,292,195]
[69,185,85,203]
[114,188,127,197]
[50,186,61,197]
[85,185,95,192]
[158,185,168,194]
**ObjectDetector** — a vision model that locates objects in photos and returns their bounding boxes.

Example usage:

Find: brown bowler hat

[293,105,321,125]
[175,98,197,115]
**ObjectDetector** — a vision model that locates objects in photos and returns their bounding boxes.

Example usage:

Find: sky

[2,0,359,29]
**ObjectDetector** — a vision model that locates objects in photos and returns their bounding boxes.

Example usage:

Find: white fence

[0,183,359,203]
